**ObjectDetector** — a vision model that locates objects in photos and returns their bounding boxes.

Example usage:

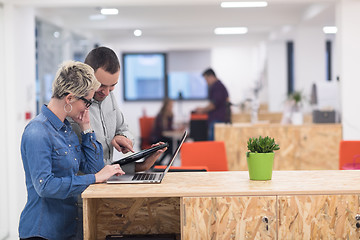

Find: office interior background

[1,0,359,238]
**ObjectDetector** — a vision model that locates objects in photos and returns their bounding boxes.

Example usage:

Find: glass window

[168,71,208,100]
[122,53,166,101]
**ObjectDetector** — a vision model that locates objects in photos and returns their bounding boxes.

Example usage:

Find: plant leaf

[247,136,280,153]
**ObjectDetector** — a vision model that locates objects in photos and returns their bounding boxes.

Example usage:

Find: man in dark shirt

[195,68,231,140]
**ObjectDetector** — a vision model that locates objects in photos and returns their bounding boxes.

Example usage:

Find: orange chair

[339,140,360,170]
[180,141,228,171]
[190,113,208,120]
[139,116,155,150]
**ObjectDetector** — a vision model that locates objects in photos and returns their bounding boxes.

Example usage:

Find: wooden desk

[232,112,313,124]
[82,170,360,239]
[215,123,342,171]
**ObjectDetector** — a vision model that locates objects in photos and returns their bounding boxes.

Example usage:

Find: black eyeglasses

[79,97,93,108]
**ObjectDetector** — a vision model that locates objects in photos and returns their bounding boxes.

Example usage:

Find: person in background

[195,68,231,140]
[71,46,166,172]
[151,98,174,165]
[19,61,125,240]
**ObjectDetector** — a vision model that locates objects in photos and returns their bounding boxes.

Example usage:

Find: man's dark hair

[84,46,120,74]
[202,68,216,77]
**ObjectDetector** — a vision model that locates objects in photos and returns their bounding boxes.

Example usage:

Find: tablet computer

[111,142,169,166]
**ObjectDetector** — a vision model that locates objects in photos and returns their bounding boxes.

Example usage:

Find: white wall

[267,26,334,114]
[295,25,327,113]
[211,46,261,106]
[267,41,287,112]
[295,26,327,92]
[0,5,8,240]
[1,4,36,239]
[337,0,360,139]
[167,50,211,72]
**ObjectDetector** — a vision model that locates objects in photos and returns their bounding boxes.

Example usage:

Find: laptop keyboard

[132,173,157,181]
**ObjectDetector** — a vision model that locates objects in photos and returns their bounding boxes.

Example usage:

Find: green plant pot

[246,152,274,180]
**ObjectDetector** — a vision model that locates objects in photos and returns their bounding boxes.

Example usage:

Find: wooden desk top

[82,170,360,199]
[218,122,341,128]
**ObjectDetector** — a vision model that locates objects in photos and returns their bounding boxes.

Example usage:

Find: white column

[0,5,9,240]
[336,0,360,139]
[267,41,287,112]
[1,4,36,239]
[294,25,327,111]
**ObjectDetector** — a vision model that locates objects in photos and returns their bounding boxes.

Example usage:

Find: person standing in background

[71,46,165,172]
[195,68,231,140]
[151,98,174,165]
[19,61,125,240]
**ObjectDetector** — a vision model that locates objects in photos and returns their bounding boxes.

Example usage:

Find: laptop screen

[163,131,187,175]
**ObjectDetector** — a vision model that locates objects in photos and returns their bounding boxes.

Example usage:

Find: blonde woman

[19,61,124,240]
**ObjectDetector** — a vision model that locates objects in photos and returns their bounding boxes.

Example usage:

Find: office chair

[189,113,208,141]
[339,140,360,170]
[139,116,155,150]
[180,141,228,171]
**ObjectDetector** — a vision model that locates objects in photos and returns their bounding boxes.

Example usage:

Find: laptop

[106,131,187,184]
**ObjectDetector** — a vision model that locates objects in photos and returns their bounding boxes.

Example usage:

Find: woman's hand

[135,142,167,172]
[95,164,125,183]
[72,109,91,131]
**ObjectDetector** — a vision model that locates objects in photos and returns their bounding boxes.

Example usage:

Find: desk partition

[215,123,342,171]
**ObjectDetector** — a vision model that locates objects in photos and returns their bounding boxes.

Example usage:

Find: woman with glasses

[18,61,125,240]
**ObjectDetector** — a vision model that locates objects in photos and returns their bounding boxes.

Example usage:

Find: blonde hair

[52,61,100,99]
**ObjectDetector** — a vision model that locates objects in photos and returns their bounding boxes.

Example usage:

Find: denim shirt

[19,105,104,240]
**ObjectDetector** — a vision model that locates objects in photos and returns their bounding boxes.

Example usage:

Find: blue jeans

[208,120,222,140]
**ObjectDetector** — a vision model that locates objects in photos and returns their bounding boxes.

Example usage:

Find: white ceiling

[3,0,336,49]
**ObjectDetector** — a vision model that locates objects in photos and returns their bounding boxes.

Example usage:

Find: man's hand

[195,107,205,114]
[135,142,167,172]
[195,103,215,114]
[111,135,134,154]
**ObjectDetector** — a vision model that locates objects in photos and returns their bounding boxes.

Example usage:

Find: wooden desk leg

[180,198,185,240]
[83,198,98,240]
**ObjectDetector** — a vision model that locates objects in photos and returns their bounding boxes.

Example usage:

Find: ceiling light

[53,31,60,38]
[100,8,118,15]
[323,26,337,34]
[281,25,293,34]
[89,14,106,20]
[134,29,142,37]
[214,27,248,35]
[221,1,268,8]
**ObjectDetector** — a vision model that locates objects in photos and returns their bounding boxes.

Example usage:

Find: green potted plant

[288,91,305,125]
[246,136,280,180]
[288,91,303,105]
